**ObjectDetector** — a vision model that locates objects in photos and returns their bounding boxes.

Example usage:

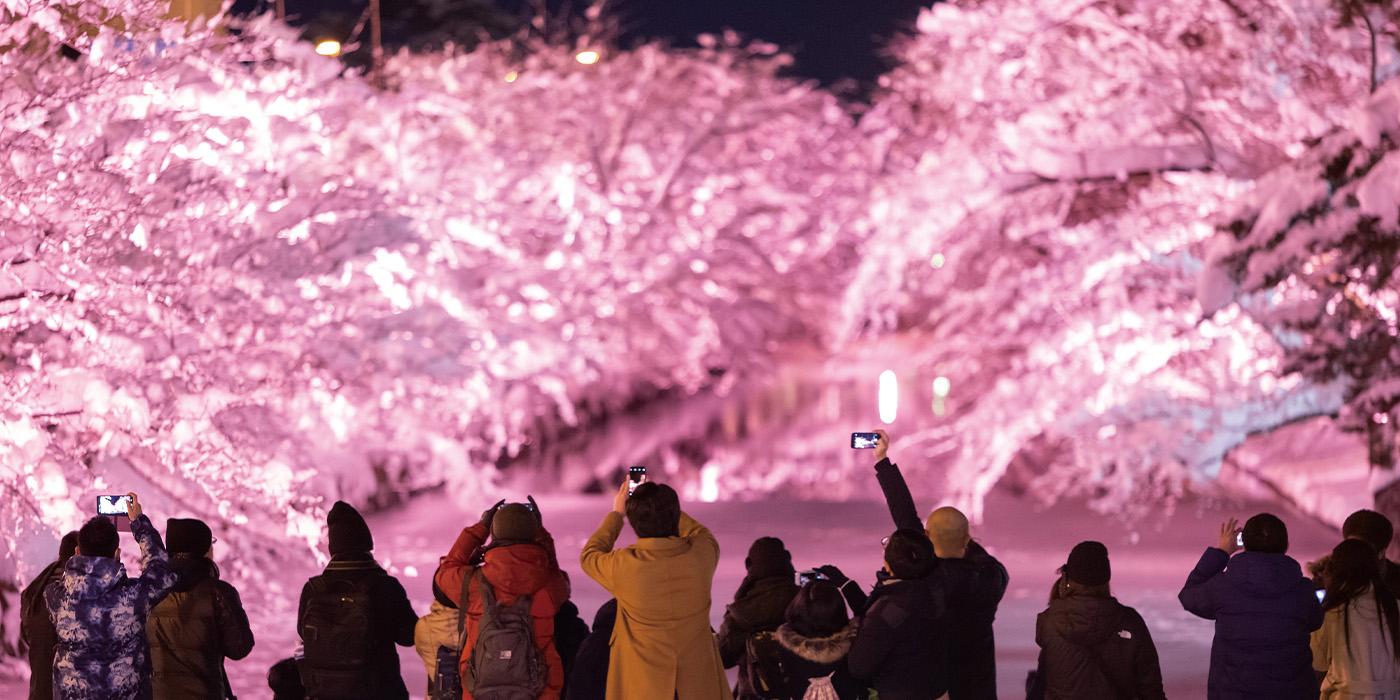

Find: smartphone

[1236,531,1243,548]
[96,494,131,516]
[628,466,647,495]
[797,569,828,586]
[851,432,880,449]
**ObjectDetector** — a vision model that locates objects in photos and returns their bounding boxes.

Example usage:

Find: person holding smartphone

[580,479,732,700]
[1178,513,1323,700]
[46,492,179,700]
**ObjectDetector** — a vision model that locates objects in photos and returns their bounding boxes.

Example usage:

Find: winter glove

[816,565,849,587]
[479,499,506,530]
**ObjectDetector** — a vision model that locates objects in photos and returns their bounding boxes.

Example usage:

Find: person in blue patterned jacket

[46,492,179,700]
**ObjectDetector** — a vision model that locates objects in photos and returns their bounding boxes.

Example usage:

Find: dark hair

[1242,513,1289,554]
[884,528,935,580]
[626,482,680,539]
[784,580,849,638]
[1324,538,1400,662]
[1343,509,1395,555]
[58,531,79,562]
[78,516,119,558]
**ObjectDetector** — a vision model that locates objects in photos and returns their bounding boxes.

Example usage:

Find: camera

[628,466,647,495]
[851,432,880,449]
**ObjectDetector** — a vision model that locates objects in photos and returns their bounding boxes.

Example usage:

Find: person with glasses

[866,430,1008,700]
[147,518,255,699]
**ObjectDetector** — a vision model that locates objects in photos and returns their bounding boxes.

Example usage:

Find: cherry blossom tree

[1202,77,1400,520]
[836,0,1385,520]
[0,0,872,663]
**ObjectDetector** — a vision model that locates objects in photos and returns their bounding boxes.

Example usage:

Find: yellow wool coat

[581,511,734,700]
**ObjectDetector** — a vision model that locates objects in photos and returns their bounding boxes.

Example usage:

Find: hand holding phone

[628,466,647,495]
[851,432,880,449]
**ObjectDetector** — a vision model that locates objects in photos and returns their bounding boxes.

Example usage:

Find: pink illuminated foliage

[0,0,1397,672]
[0,0,869,662]
[839,0,1387,520]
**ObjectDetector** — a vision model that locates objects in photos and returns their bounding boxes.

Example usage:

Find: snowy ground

[5,484,1342,699]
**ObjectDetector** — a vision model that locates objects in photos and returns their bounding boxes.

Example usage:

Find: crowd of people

[18,431,1400,700]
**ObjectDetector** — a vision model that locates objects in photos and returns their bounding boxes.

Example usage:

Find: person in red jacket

[435,498,571,700]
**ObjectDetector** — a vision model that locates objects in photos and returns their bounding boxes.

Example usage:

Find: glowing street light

[879,370,899,424]
[315,40,342,57]
[504,71,519,83]
[576,50,600,65]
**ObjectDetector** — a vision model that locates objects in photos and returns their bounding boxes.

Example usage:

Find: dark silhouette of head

[1343,509,1394,557]
[626,482,680,539]
[327,501,374,556]
[884,528,935,580]
[1242,513,1289,554]
[490,503,540,544]
[745,537,795,580]
[78,516,119,558]
[784,580,850,638]
[58,531,79,562]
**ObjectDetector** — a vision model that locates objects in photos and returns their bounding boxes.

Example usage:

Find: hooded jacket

[1312,589,1400,699]
[846,573,948,700]
[717,569,800,699]
[774,621,866,700]
[147,556,255,700]
[875,457,1007,700]
[1179,547,1324,700]
[46,514,179,700]
[1035,594,1166,700]
[435,522,571,700]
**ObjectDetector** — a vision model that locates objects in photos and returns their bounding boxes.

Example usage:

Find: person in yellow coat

[580,479,734,700]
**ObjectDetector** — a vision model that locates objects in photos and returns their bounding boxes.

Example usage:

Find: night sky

[233,0,931,90]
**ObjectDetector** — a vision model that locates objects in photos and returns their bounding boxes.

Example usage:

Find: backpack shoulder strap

[456,566,471,638]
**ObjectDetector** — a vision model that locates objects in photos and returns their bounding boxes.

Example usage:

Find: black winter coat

[773,621,867,700]
[554,600,590,700]
[1035,594,1166,700]
[717,574,801,699]
[296,554,418,700]
[875,457,1008,700]
[20,559,65,700]
[148,556,255,700]
[566,599,617,700]
[1178,547,1323,700]
[846,574,948,700]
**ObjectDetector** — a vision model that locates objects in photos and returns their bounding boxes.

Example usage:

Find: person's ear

[75,545,82,556]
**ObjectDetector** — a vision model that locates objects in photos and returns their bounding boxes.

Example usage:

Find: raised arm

[215,582,256,661]
[127,495,177,607]
[580,512,625,591]
[1178,519,1238,619]
[435,519,490,607]
[871,431,922,532]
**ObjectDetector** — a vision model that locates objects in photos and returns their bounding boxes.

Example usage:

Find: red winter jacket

[435,522,571,700]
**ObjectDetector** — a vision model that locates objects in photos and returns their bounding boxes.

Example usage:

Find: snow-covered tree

[1202,78,1400,516]
[835,0,1383,519]
[0,0,872,666]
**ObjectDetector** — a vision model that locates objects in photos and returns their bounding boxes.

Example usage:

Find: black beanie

[327,501,373,555]
[745,537,795,579]
[166,518,213,556]
[1065,541,1111,586]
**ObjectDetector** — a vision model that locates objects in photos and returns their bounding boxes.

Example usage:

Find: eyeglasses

[211,535,218,545]
[881,536,890,547]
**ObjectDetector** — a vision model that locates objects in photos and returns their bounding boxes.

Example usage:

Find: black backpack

[742,630,787,700]
[298,575,376,700]
[463,570,548,700]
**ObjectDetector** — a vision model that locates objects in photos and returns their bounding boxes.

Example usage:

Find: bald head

[927,506,971,558]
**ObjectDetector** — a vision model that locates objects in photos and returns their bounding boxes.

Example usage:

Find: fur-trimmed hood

[776,619,858,664]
